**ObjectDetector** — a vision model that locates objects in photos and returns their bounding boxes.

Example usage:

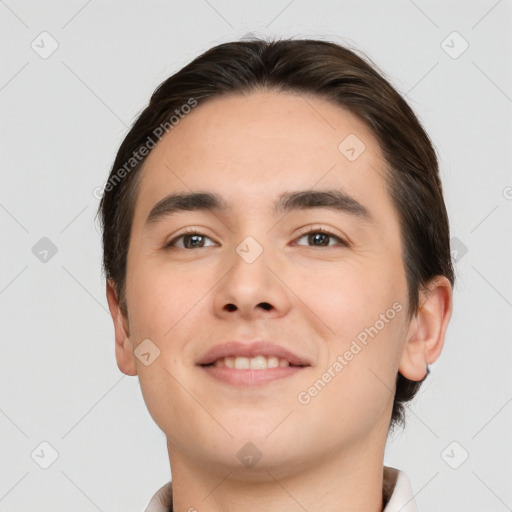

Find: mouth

[207,355,301,369]
[197,341,311,387]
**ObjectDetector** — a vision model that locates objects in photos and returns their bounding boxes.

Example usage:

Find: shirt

[144,465,419,512]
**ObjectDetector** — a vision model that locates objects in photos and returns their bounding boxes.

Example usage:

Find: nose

[212,238,292,321]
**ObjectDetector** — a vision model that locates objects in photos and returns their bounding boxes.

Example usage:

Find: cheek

[124,262,206,432]
[126,258,206,338]
[310,360,394,433]
[309,259,397,330]
[305,255,407,376]
[298,313,405,442]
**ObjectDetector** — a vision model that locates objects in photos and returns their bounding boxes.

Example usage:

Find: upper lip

[197,340,311,367]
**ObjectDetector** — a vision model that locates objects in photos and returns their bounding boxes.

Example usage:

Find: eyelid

[164,226,218,248]
[294,225,349,247]
[164,225,349,249]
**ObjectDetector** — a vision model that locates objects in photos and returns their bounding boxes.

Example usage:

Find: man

[97,36,453,511]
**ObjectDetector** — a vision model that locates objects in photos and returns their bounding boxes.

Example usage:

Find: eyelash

[164,226,348,249]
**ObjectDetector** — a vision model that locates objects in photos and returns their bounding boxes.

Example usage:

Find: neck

[167,429,387,512]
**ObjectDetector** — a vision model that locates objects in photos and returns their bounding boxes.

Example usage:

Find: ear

[398,275,453,381]
[106,279,138,376]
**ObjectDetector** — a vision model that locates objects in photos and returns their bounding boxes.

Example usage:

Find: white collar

[145,465,419,512]
[382,466,420,512]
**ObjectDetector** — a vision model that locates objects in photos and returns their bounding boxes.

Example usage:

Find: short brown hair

[96,35,454,433]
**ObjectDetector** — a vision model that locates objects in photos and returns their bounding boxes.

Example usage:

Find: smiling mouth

[197,340,311,386]
[199,354,309,386]
[205,355,305,370]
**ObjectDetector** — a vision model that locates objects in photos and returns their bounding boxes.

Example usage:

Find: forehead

[131,90,396,230]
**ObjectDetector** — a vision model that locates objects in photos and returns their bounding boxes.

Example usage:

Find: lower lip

[199,365,307,386]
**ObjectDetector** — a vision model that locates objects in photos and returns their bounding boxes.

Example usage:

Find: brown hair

[96,35,454,432]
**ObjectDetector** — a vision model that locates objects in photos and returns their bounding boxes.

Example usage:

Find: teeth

[267,356,279,368]
[250,355,266,369]
[234,357,250,370]
[212,355,291,369]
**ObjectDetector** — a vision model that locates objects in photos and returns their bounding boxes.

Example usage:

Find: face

[112,91,416,476]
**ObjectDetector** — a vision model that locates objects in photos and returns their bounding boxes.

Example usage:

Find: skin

[106,90,453,512]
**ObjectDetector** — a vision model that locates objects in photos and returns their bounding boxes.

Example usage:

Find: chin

[205,442,305,479]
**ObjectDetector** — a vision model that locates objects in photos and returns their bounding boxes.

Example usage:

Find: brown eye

[295,228,348,248]
[164,231,216,249]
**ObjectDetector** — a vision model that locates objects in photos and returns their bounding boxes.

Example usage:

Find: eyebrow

[144,189,373,228]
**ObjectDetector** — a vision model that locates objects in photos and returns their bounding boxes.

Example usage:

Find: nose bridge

[212,227,290,318]
[229,231,273,295]
[228,207,274,270]
[235,234,266,266]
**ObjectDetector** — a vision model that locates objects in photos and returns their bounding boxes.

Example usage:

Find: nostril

[224,302,272,312]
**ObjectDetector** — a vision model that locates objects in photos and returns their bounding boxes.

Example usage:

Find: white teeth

[267,356,279,369]
[212,355,292,369]
[234,357,250,370]
[250,355,267,369]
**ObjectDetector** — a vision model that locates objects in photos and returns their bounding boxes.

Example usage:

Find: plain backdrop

[1,1,511,511]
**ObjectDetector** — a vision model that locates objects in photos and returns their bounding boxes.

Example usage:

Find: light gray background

[1,1,511,511]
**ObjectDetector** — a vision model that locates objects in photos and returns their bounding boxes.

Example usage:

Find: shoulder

[144,481,173,512]
[383,466,420,512]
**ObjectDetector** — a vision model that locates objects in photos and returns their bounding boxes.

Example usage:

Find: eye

[163,226,348,250]
[164,228,217,249]
[294,226,348,248]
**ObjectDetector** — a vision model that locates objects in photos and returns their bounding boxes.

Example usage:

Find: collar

[144,465,419,512]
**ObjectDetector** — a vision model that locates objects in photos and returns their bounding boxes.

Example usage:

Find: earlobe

[398,275,453,381]
[106,279,138,376]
